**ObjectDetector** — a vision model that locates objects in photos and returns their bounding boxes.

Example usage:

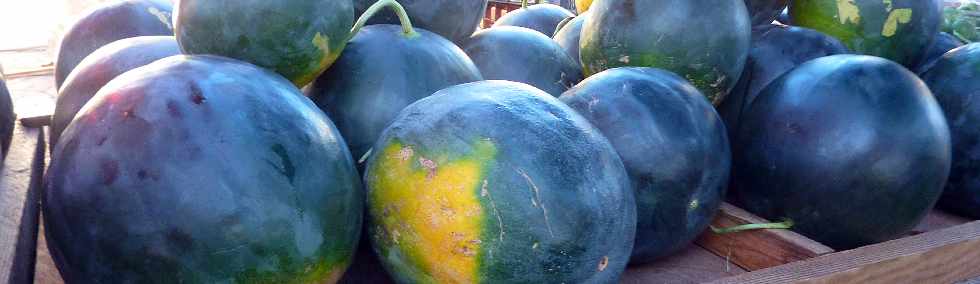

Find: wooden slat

[710,220,980,284]
[4,67,54,80]
[910,209,973,236]
[695,203,835,271]
[0,125,45,283]
[19,115,51,128]
[623,244,745,284]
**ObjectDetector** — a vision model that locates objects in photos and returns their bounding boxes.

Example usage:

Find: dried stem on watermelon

[351,0,419,39]
[710,219,794,234]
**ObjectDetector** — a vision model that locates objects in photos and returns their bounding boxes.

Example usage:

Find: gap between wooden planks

[0,124,46,283]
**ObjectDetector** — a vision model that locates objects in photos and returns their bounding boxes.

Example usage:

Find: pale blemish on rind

[369,140,498,283]
[882,8,912,37]
[837,0,861,25]
[291,32,336,86]
[147,7,173,31]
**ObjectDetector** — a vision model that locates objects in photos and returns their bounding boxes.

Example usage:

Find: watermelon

[580,0,752,105]
[43,55,363,282]
[175,0,353,87]
[576,0,593,13]
[553,11,588,67]
[731,54,951,249]
[790,0,942,67]
[54,0,174,89]
[744,0,789,26]
[560,67,730,263]
[719,24,849,140]
[306,0,482,171]
[364,80,636,283]
[352,0,488,43]
[492,1,575,36]
[920,43,980,220]
[915,32,965,74]
[463,26,582,96]
[0,72,13,159]
[51,36,180,150]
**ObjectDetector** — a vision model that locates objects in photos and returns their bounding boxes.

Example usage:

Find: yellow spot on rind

[369,140,498,283]
[882,9,912,37]
[837,0,861,25]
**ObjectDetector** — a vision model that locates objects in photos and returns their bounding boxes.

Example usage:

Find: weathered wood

[4,67,54,80]
[710,220,980,284]
[0,125,44,283]
[695,203,835,271]
[35,214,61,284]
[910,209,973,236]
[19,115,51,128]
[623,245,745,284]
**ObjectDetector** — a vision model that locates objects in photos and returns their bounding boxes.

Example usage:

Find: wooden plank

[0,124,44,283]
[695,203,835,271]
[19,115,51,128]
[909,210,973,236]
[622,244,745,284]
[35,213,61,284]
[709,220,980,284]
[4,67,54,80]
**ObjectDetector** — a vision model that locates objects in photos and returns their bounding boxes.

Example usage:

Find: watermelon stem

[351,0,419,39]
[709,219,794,234]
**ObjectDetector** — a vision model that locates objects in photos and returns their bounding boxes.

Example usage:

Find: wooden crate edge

[707,220,980,284]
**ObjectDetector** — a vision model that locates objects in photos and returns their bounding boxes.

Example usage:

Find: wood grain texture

[622,245,745,284]
[710,220,980,284]
[695,203,835,271]
[0,124,44,283]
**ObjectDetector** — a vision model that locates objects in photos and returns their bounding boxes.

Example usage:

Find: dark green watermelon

[719,24,849,141]
[560,67,730,263]
[790,0,941,67]
[580,0,752,105]
[364,80,636,283]
[0,72,13,159]
[920,43,980,220]
[352,0,488,43]
[54,0,174,89]
[744,0,789,26]
[43,55,363,282]
[51,36,180,150]
[306,22,482,169]
[915,32,965,74]
[492,3,575,36]
[732,55,951,249]
[553,11,588,67]
[462,26,582,96]
[175,0,353,86]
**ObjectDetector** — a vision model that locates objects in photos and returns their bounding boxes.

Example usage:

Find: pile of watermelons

[15,0,980,282]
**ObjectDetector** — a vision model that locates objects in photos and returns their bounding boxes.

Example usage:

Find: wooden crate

[1,72,979,284]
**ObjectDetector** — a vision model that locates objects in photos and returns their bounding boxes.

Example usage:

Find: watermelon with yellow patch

[790,0,941,67]
[364,80,636,283]
[174,0,354,86]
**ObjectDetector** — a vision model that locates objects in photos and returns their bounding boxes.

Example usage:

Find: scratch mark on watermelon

[517,168,554,238]
[481,179,505,246]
